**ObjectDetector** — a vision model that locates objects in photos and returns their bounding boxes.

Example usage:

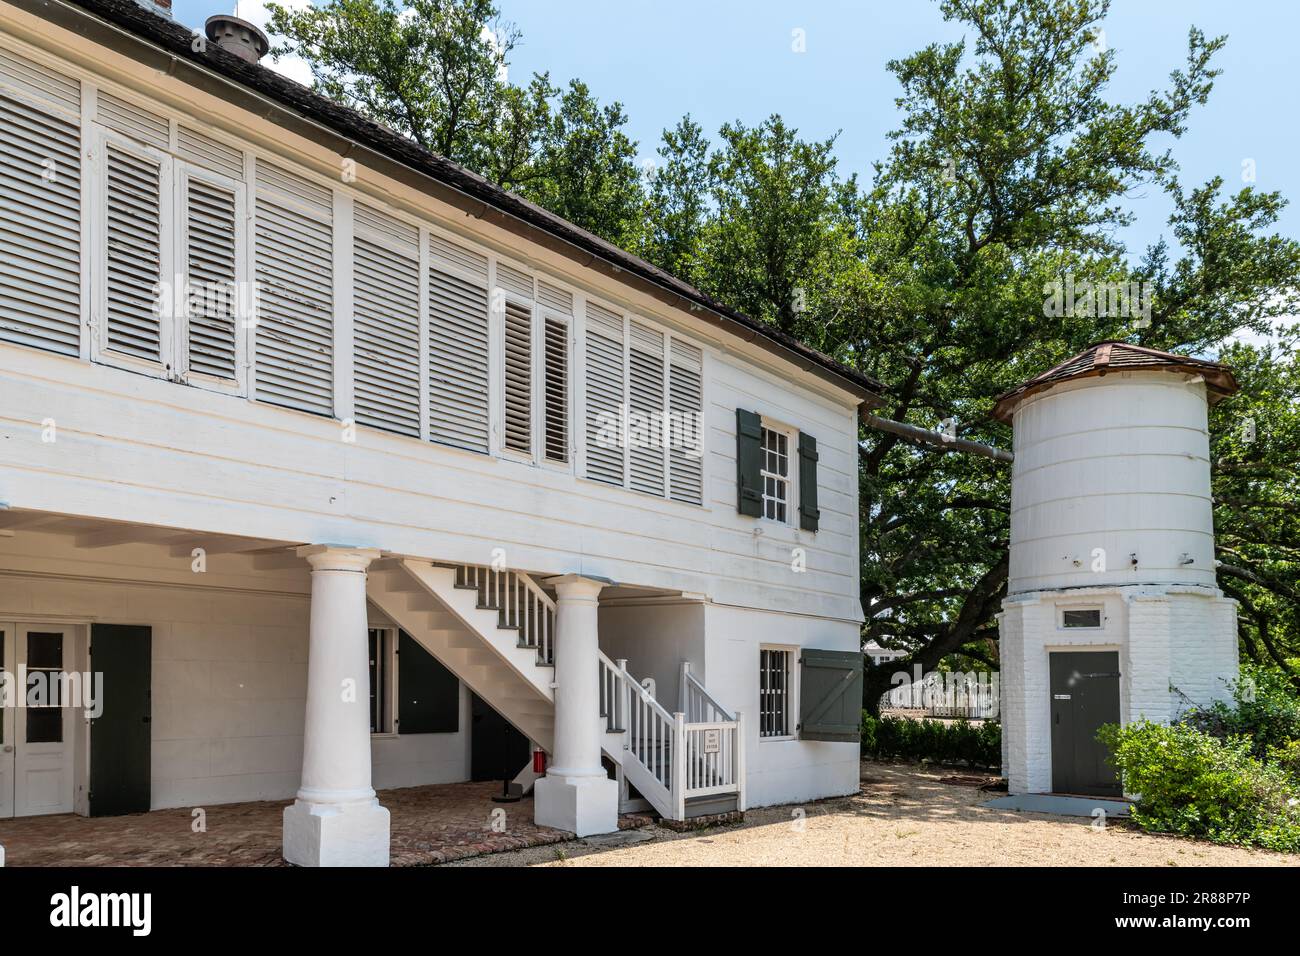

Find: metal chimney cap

[204,14,271,64]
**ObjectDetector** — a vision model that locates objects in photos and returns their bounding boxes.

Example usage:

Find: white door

[12,625,76,816]
[0,624,14,817]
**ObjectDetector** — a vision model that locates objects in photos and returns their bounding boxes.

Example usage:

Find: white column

[534,573,618,836]
[283,545,390,866]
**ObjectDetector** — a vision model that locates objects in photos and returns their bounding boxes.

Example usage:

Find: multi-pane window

[761,426,791,522]
[368,628,393,734]
[25,631,64,743]
[759,647,794,738]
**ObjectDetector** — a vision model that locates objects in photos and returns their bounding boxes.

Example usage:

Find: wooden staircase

[367,559,744,822]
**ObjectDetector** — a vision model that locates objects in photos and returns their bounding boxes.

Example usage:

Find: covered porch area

[0,780,574,866]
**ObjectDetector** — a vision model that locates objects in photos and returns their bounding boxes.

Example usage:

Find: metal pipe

[863,414,1013,463]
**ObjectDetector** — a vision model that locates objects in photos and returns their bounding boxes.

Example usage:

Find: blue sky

[176,1,1299,275]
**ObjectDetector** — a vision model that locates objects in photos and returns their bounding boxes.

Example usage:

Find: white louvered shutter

[0,51,81,356]
[543,321,569,463]
[584,302,625,485]
[103,144,164,364]
[353,204,420,437]
[254,161,334,416]
[669,339,704,505]
[502,297,533,455]
[628,321,665,496]
[427,235,490,453]
[540,282,571,464]
[182,175,239,380]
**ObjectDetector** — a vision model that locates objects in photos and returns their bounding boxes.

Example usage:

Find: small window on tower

[1061,607,1103,629]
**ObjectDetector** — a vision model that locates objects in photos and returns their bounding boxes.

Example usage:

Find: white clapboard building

[0,0,877,863]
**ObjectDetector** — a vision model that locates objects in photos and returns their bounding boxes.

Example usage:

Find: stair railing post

[672,712,686,821]
[734,710,746,811]
[678,661,690,718]
[613,658,629,738]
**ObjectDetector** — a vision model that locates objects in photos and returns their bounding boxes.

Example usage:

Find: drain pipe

[863,414,1013,463]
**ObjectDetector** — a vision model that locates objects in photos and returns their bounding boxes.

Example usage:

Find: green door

[89,624,152,816]
[1049,651,1121,796]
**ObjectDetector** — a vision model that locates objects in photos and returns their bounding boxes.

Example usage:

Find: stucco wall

[0,537,471,812]
[701,603,860,808]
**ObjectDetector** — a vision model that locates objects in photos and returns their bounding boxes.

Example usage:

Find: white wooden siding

[0,26,864,622]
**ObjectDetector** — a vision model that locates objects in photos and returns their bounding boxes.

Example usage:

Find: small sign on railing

[703,728,721,754]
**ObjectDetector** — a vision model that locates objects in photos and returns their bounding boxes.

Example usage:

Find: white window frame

[91,125,174,380]
[537,298,573,471]
[174,160,248,397]
[758,644,798,741]
[1059,604,1105,630]
[759,418,797,525]
[368,626,397,737]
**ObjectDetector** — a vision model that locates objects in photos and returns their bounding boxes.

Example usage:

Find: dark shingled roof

[46,0,884,406]
[991,341,1239,423]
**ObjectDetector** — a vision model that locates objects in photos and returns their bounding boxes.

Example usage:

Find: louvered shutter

[428,236,489,453]
[543,316,569,462]
[254,161,333,416]
[0,52,81,356]
[628,321,665,496]
[540,281,571,464]
[182,175,238,380]
[798,431,820,532]
[353,204,420,437]
[736,408,763,516]
[668,339,703,505]
[584,302,625,485]
[502,297,533,455]
[103,145,163,364]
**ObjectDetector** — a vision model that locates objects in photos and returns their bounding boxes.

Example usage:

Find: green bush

[1099,720,1300,853]
[1186,664,1300,760]
[861,713,1000,770]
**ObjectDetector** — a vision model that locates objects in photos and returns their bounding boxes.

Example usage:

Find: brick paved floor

[0,782,574,867]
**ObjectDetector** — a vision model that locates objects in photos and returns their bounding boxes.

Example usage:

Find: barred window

[759,647,794,738]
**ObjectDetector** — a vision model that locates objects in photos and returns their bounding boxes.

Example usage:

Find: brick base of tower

[998,585,1238,795]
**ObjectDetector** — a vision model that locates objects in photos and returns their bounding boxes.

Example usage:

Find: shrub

[861,713,1000,770]
[1185,664,1300,760]
[1100,720,1300,853]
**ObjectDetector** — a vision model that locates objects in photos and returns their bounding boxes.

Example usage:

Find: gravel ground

[447,761,1299,867]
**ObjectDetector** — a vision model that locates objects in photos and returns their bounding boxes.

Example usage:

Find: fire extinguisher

[533,750,547,774]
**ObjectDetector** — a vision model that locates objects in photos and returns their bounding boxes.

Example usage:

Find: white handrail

[454,563,556,666]
[680,661,734,723]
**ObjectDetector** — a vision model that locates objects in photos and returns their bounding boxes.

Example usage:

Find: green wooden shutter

[397,631,460,734]
[736,408,763,516]
[799,648,862,742]
[798,432,820,532]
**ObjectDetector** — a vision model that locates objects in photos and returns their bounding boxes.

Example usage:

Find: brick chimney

[132,0,173,17]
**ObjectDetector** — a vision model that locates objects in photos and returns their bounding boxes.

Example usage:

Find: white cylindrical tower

[993,342,1240,797]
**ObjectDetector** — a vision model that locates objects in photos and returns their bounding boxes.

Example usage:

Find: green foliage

[861,713,1001,769]
[1100,720,1300,852]
[269,0,1300,682]
[1186,663,1300,760]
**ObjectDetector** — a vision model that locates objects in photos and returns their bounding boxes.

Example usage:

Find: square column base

[534,774,618,837]
[283,798,391,867]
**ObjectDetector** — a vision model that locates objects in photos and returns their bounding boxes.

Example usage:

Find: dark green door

[470,693,528,782]
[89,624,152,816]
[1050,651,1121,796]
